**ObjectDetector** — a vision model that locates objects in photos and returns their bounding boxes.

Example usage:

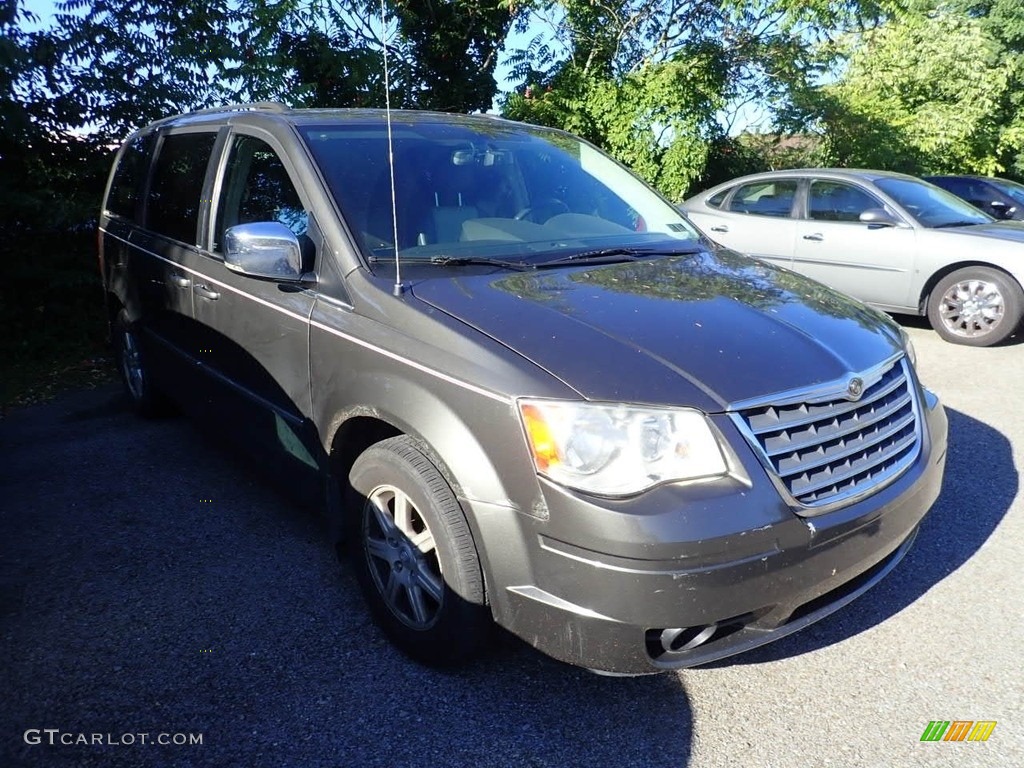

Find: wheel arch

[326,408,468,504]
[321,382,530,558]
[104,292,125,340]
[918,260,1023,313]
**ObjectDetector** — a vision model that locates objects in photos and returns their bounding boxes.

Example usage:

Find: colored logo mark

[920,721,997,742]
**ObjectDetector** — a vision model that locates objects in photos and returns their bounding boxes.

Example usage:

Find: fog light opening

[661,624,718,653]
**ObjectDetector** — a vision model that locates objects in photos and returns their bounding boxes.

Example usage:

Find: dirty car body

[99,107,947,674]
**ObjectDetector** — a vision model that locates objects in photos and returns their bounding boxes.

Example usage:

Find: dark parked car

[683,169,1024,346]
[925,174,1024,221]
[99,105,946,675]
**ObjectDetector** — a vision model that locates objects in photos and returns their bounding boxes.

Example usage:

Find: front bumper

[472,388,947,675]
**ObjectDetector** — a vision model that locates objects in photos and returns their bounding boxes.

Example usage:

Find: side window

[706,189,728,208]
[727,180,797,217]
[106,133,155,221]
[147,132,217,244]
[214,135,307,252]
[808,181,880,222]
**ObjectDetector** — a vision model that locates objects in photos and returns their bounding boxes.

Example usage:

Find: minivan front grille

[732,358,920,509]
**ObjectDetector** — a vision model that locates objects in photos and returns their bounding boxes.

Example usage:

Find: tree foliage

[7,0,1024,235]
[9,0,517,144]
[796,4,1024,175]
[1,0,111,235]
[500,1,905,200]
[2,0,521,237]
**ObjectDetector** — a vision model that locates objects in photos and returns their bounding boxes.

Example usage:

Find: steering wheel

[514,198,570,223]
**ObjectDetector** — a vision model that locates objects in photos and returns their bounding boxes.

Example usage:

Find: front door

[185,130,321,480]
[792,179,917,310]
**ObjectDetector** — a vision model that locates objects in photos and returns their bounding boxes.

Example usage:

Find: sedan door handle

[170,274,191,288]
[193,284,220,301]
[710,225,729,233]
[802,233,824,242]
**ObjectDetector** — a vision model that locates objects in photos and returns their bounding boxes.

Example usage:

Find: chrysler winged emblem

[847,377,864,401]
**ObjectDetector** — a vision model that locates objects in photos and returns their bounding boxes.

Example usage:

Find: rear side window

[147,132,217,244]
[106,133,155,220]
[727,180,797,217]
[706,189,728,208]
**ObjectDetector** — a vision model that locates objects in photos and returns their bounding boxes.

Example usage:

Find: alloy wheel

[362,484,445,629]
[119,326,146,401]
[937,278,1005,339]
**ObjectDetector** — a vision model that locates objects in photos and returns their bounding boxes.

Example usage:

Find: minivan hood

[411,250,902,411]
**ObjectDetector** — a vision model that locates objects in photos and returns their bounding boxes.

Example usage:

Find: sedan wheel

[927,267,1023,346]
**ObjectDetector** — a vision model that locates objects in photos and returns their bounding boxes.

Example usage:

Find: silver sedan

[682,169,1024,346]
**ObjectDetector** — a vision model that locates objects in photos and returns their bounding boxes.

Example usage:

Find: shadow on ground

[708,405,1017,667]
[0,386,694,768]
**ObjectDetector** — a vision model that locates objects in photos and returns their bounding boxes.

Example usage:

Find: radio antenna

[380,0,403,296]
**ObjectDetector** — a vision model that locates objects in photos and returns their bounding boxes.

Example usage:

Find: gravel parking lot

[2,319,1021,768]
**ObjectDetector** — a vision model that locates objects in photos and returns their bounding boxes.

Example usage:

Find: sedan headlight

[518,399,728,496]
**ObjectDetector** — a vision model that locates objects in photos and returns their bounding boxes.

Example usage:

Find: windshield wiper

[368,254,534,271]
[932,220,984,228]
[427,255,535,270]
[536,245,701,267]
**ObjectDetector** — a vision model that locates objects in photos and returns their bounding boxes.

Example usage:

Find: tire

[348,435,490,665]
[112,310,171,416]
[926,267,1023,346]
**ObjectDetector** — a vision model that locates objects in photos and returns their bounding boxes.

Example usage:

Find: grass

[1,231,117,416]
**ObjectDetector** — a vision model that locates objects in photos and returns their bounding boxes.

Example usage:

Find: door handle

[802,233,823,242]
[193,284,220,301]
[170,274,191,288]
[710,225,729,233]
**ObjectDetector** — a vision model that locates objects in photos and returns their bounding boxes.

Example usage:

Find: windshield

[990,178,1024,207]
[875,177,993,228]
[300,118,700,267]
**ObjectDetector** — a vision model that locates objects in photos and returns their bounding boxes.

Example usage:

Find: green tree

[932,0,1024,175]
[240,0,517,112]
[390,0,515,112]
[801,7,1024,175]
[501,1,903,200]
[26,0,517,142]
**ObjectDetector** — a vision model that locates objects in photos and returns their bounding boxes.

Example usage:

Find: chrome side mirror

[224,222,305,281]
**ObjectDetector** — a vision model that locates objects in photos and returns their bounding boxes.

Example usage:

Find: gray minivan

[99,104,947,675]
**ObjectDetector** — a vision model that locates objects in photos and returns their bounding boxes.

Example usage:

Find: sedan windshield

[300,118,699,267]
[875,177,993,228]
[991,178,1024,207]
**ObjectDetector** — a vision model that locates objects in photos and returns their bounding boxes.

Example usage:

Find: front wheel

[348,436,491,665]
[926,267,1023,346]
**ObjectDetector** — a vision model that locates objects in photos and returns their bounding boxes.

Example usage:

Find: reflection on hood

[413,250,901,410]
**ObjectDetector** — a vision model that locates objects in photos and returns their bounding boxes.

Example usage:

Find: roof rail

[186,102,290,116]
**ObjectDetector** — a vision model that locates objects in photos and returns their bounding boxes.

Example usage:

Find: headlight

[899,327,917,367]
[518,399,728,496]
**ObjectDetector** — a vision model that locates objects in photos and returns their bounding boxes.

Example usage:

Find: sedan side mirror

[859,208,900,227]
[224,222,306,282]
[989,201,1016,219]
